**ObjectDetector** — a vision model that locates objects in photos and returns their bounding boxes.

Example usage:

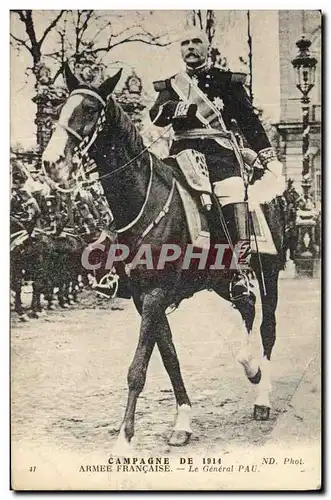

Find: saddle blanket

[249,202,277,255]
[175,184,277,255]
[175,181,210,249]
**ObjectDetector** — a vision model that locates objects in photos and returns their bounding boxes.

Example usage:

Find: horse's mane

[108,97,145,157]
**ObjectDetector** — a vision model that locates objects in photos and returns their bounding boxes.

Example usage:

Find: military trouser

[209,154,251,300]
[170,141,252,298]
[204,145,249,259]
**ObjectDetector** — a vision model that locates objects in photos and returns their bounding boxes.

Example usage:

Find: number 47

[29,466,36,472]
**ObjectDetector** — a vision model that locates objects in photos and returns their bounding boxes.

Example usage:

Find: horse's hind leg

[155,314,192,446]
[213,284,260,383]
[233,291,262,384]
[254,256,280,421]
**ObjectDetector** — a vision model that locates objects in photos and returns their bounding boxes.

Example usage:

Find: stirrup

[229,272,251,301]
[92,272,119,299]
[93,285,115,299]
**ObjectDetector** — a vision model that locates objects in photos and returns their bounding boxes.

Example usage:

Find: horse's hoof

[111,434,134,457]
[254,404,270,421]
[18,314,29,322]
[60,303,69,309]
[29,311,40,319]
[38,309,46,316]
[248,367,262,385]
[168,430,191,447]
[47,304,56,310]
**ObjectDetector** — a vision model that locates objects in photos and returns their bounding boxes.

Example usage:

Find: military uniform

[150,64,279,299]
[150,66,275,184]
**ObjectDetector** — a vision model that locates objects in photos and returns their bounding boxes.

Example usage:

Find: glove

[172,101,197,120]
[248,159,286,205]
[266,159,284,178]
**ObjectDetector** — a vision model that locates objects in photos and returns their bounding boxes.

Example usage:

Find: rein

[44,88,171,187]
[116,154,153,233]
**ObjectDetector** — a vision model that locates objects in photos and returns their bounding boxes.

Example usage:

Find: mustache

[184,49,200,57]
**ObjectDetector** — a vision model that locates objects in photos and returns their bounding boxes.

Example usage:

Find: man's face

[180,36,208,67]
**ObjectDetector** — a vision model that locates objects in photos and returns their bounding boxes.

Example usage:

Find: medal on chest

[191,75,199,87]
[213,96,224,111]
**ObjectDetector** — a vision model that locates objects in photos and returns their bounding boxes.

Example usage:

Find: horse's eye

[83,107,95,118]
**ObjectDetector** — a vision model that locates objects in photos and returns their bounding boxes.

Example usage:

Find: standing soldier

[11,161,41,235]
[149,27,285,300]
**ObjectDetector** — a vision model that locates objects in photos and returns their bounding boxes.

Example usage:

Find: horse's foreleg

[155,314,192,446]
[254,258,279,420]
[114,290,161,453]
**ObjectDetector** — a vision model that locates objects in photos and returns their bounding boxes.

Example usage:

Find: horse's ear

[64,62,79,92]
[98,69,123,100]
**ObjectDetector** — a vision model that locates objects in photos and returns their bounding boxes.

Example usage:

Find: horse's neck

[93,99,153,231]
[98,139,150,231]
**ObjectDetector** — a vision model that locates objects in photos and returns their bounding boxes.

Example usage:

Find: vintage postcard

[10,9,322,491]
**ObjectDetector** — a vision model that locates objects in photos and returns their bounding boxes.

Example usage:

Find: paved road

[11,277,321,489]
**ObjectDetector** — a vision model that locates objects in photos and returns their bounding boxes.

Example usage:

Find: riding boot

[220,202,252,301]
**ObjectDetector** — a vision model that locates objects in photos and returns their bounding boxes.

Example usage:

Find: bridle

[43,87,175,238]
[42,88,108,193]
[58,89,107,162]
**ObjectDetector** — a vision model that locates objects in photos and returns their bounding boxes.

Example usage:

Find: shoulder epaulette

[153,80,168,92]
[231,72,247,84]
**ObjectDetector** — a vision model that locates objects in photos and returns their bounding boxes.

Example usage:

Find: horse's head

[42,63,122,184]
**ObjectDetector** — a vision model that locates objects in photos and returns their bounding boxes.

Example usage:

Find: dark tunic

[149,67,272,183]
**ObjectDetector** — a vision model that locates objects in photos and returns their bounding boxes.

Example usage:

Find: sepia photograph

[10,9,322,491]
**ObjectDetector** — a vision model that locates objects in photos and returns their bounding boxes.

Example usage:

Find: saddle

[167,149,212,207]
[165,149,280,257]
[164,149,212,249]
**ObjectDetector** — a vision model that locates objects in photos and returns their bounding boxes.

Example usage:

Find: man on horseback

[149,27,285,300]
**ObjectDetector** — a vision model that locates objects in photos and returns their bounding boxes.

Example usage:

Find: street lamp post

[291,35,319,277]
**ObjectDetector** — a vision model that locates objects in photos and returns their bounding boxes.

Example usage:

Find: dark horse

[42,65,286,451]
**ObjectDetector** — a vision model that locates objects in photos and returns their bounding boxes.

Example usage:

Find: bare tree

[187,10,230,69]
[10,10,66,85]
[189,10,216,45]
[11,10,172,84]
[11,10,174,152]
